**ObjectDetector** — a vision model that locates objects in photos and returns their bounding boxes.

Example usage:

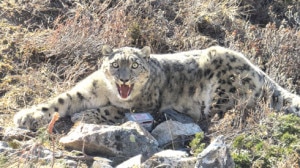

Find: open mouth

[116,83,134,99]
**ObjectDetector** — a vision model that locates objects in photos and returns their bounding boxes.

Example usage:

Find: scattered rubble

[1,120,235,167]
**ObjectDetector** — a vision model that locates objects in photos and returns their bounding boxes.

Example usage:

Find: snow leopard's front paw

[14,106,51,131]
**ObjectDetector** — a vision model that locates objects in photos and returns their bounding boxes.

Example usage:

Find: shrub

[189,132,206,156]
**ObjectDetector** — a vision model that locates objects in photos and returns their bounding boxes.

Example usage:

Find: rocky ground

[0,0,299,167]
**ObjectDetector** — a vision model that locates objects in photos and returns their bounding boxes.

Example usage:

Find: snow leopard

[14,45,300,131]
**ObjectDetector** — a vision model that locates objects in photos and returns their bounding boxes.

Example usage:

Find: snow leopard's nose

[119,67,130,83]
[120,78,129,83]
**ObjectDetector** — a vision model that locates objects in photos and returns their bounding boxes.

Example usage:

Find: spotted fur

[14,46,300,130]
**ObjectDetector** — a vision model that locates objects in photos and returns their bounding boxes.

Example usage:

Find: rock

[59,121,159,160]
[117,150,197,168]
[0,139,22,155]
[64,159,78,168]
[0,141,9,148]
[0,140,61,164]
[3,127,35,141]
[92,157,113,168]
[151,120,202,147]
[19,143,56,163]
[161,109,195,123]
[142,150,197,168]
[0,126,4,132]
[115,154,142,168]
[195,135,235,168]
[0,141,13,153]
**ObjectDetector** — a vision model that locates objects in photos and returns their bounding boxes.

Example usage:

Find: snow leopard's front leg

[14,73,110,131]
[71,105,127,125]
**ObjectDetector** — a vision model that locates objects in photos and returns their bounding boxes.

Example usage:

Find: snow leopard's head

[101,45,151,100]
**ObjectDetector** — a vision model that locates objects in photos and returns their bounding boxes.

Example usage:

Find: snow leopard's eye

[111,62,119,68]
[131,62,139,69]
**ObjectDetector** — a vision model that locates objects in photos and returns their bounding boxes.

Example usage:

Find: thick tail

[264,76,300,116]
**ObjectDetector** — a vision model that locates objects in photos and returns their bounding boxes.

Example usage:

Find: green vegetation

[0,154,8,166]
[231,114,300,167]
[189,132,206,156]
[7,139,22,149]
[231,152,252,168]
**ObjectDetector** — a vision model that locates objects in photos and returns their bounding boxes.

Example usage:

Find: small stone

[65,159,78,168]
[0,141,9,148]
[3,127,35,141]
[115,154,142,168]
[92,157,113,168]
[0,141,12,153]
[195,135,235,168]
[142,150,196,168]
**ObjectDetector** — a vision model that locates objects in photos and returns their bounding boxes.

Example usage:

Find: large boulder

[59,121,159,159]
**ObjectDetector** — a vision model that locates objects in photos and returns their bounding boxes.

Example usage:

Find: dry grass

[208,94,300,167]
[226,22,300,94]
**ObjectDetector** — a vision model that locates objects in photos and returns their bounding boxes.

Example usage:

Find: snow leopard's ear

[102,45,113,56]
[141,46,151,61]
[208,49,217,57]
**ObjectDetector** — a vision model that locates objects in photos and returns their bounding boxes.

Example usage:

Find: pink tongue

[120,84,130,98]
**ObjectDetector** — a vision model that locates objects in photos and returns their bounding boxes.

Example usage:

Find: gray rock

[3,127,35,141]
[142,150,196,168]
[151,120,202,147]
[117,150,197,168]
[115,154,142,168]
[0,141,12,153]
[161,109,195,123]
[59,121,159,159]
[64,159,78,168]
[19,143,55,163]
[92,157,113,168]
[0,141,9,148]
[195,135,235,168]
